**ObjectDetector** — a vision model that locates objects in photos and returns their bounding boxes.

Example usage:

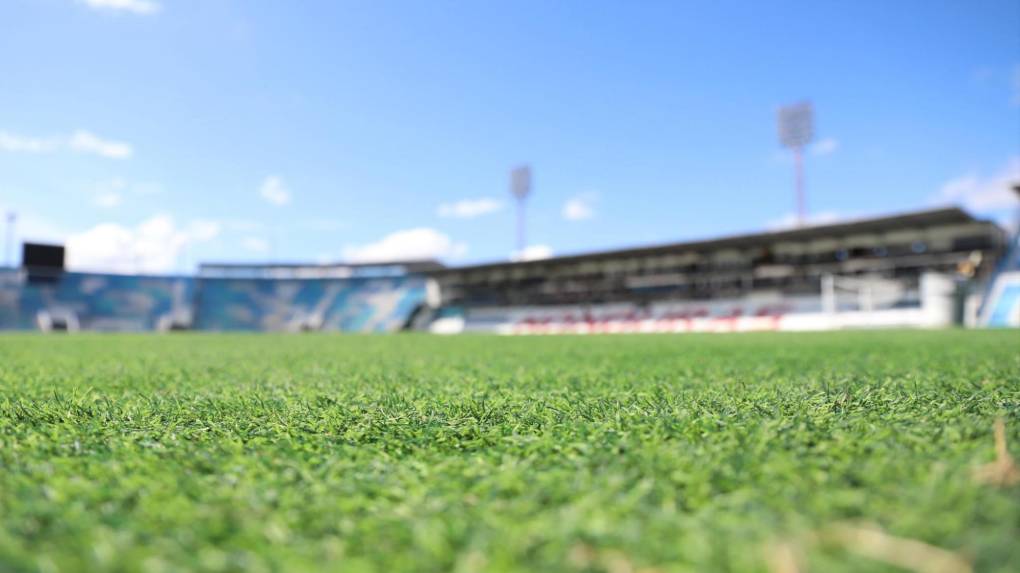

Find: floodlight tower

[510,165,532,256]
[4,211,15,268]
[1013,182,1020,220]
[778,101,815,227]
[1012,183,1020,248]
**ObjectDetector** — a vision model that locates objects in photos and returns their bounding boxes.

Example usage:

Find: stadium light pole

[778,101,814,226]
[510,165,532,257]
[4,211,15,268]
[1013,183,1020,247]
[794,147,805,225]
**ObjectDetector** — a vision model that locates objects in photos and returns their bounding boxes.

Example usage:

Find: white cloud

[0,132,59,153]
[437,197,504,219]
[68,130,133,159]
[79,0,160,15]
[66,215,220,274]
[0,130,132,159]
[933,157,1020,213]
[241,236,270,254]
[511,244,554,262]
[259,176,291,206]
[343,228,467,263]
[766,210,846,230]
[562,194,596,221]
[811,137,839,157]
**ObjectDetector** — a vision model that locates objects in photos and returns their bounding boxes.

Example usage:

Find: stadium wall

[429,273,956,335]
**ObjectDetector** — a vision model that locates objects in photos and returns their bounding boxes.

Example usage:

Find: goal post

[821,272,954,328]
[821,274,902,314]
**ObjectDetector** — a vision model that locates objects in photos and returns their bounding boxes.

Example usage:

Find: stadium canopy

[198,260,445,279]
[430,207,998,275]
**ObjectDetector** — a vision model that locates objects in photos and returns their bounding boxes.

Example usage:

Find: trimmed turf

[0,331,1018,572]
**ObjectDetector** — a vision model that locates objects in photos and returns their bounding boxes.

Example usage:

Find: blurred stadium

[2,202,1018,334]
[4,3,1019,571]
[5,81,1018,335]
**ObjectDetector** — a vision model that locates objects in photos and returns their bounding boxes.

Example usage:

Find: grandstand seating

[0,270,193,331]
[193,276,425,332]
[427,208,1004,334]
[983,277,1020,327]
[0,269,26,329]
[978,229,1020,327]
[980,259,1020,326]
[439,297,817,334]
[432,276,943,334]
[0,269,427,332]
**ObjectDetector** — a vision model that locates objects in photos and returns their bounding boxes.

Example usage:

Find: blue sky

[1,0,1017,273]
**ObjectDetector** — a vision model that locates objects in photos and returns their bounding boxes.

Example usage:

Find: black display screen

[22,243,65,270]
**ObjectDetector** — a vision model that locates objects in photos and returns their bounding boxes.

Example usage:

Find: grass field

[0,331,1018,573]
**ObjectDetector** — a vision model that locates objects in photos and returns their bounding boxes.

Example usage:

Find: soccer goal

[821,274,909,315]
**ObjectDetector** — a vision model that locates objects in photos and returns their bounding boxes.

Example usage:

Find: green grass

[0,331,1018,573]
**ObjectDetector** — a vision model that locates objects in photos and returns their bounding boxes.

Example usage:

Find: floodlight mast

[510,166,532,256]
[778,101,814,227]
[795,147,805,227]
[4,211,15,268]
[1013,183,1020,246]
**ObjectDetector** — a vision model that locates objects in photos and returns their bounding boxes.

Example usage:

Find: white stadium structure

[424,207,1020,334]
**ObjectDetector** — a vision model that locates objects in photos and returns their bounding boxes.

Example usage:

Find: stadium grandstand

[1,206,1017,334]
[0,259,436,333]
[426,207,1012,334]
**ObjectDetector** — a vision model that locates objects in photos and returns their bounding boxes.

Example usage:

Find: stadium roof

[433,207,997,275]
[199,260,445,273]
